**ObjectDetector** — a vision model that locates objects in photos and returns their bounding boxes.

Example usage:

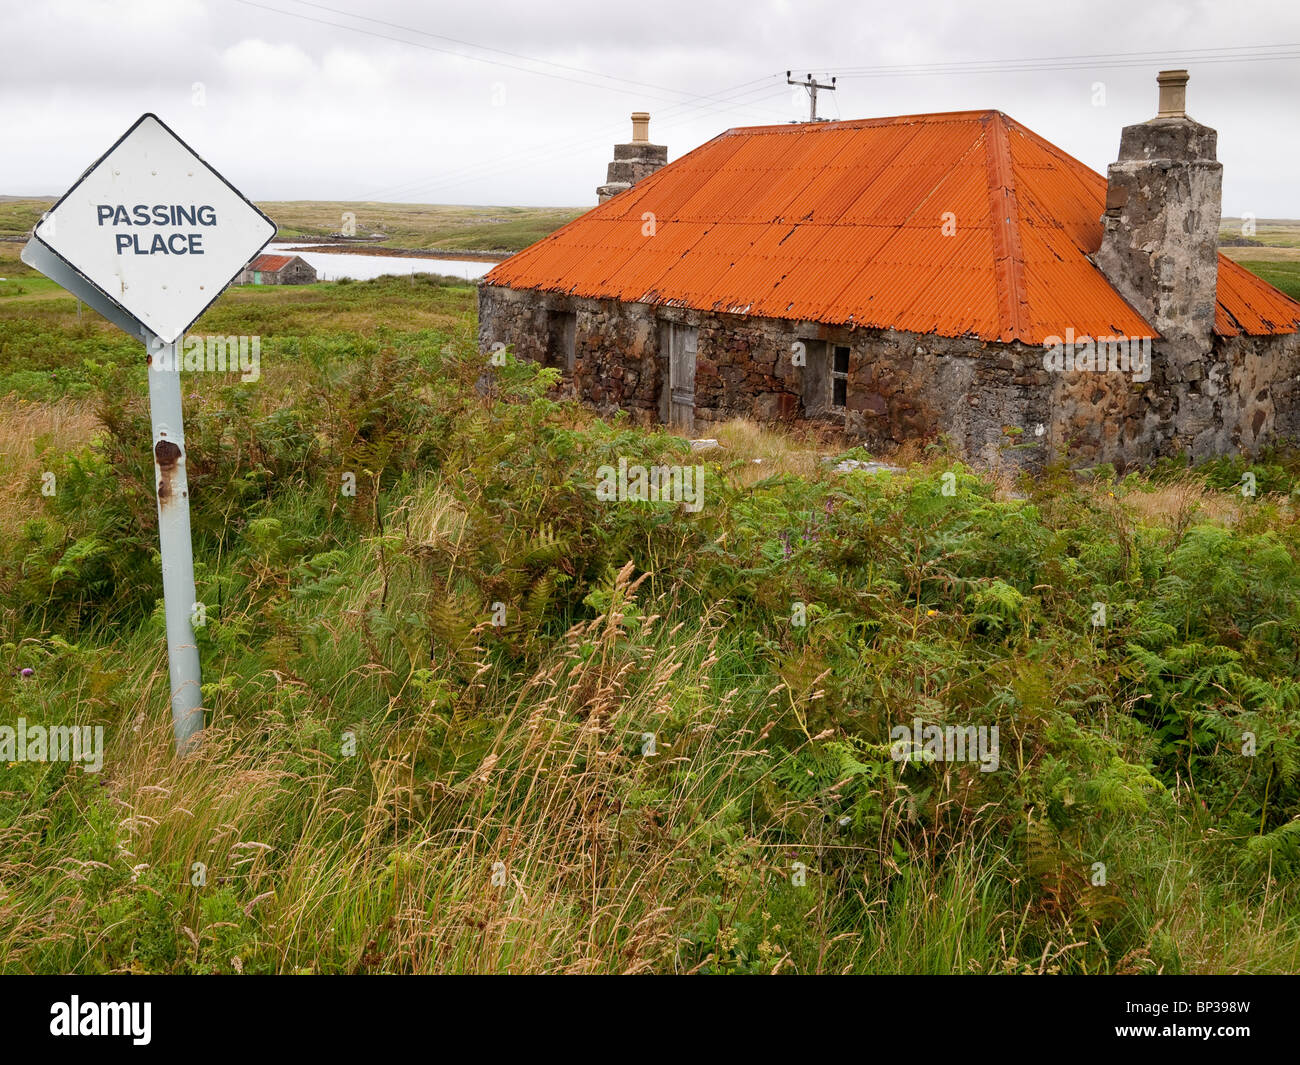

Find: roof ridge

[982,112,1030,341]
[719,109,1004,137]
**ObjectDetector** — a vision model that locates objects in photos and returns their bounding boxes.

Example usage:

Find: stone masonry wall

[478,283,1300,470]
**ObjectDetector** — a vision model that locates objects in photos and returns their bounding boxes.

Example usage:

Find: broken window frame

[831,344,850,409]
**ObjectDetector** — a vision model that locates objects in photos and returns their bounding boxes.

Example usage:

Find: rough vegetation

[3,246,1300,974]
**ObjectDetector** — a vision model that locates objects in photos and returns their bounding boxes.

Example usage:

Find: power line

[848,40,1300,69]
[228,0,791,203]
[230,0,775,119]
[356,79,785,203]
[799,42,1300,78]
[282,0,731,102]
[235,7,1300,206]
[388,36,1300,202]
[834,53,1300,79]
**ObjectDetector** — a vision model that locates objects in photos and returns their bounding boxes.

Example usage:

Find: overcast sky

[3,0,1298,215]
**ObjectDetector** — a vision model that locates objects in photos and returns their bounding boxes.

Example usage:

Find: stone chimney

[1094,70,1223,362]
[597,112,668,203]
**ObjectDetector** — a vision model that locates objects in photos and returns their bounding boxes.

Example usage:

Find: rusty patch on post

[155,439,182,506]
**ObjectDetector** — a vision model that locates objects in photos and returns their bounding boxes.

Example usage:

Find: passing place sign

[31,113,275,343]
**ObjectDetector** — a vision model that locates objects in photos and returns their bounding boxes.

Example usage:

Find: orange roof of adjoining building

[249,254,294,272]
[485,110,1300,344]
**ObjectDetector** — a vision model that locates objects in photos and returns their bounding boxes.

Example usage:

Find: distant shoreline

[274,238,508,263]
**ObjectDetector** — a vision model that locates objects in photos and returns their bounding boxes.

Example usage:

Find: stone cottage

[479,72,1300,469]
[238,253,317,286]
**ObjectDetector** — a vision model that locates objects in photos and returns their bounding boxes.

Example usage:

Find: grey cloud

[2,0,1297,212]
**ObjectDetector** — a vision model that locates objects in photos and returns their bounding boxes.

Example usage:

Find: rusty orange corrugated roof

[249,253,294,272]
[1214,256,1300,336]
[485,111,1300,344]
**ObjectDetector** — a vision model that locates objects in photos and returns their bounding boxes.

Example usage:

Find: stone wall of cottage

[1044,330,1300,467]
[478,283,1300,470]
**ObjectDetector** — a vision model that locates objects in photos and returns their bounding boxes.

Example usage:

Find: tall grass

[4,277,1300,973]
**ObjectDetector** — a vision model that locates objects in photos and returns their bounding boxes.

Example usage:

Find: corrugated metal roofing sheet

[1215,255,1300,336]
[485,110,1300,343]
[249,254,293,272]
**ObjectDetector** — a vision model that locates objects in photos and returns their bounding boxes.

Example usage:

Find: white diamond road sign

[29,113,275,343]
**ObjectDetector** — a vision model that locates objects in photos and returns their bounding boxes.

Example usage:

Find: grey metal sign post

[146,336,203,750]
[21,114,275,753]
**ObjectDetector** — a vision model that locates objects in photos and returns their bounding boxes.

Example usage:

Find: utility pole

[786,71,836,122]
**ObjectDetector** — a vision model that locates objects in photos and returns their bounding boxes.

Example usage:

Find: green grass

[4,269,1300,973]
[0,199,51,239]
[0,240,477,399]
